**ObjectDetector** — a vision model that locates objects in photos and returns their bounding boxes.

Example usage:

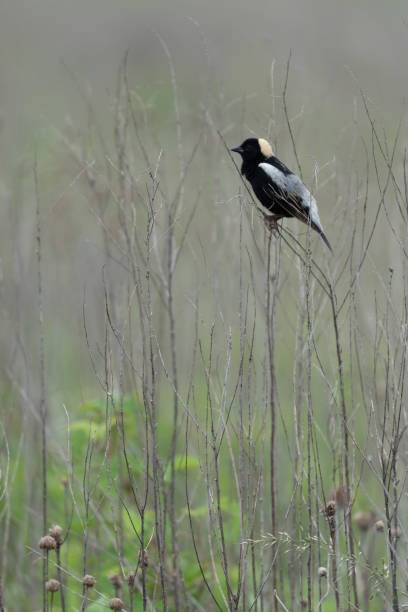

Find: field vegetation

[1,2,408,610]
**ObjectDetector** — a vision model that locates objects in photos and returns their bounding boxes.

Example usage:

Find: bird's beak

[231,146,244,154]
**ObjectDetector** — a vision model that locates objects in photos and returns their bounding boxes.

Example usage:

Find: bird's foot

[263,213,281,235]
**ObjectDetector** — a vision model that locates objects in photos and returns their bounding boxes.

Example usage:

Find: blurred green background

[2,0,406,399]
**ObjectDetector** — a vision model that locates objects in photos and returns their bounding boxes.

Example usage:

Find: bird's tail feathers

[314,225,332,253]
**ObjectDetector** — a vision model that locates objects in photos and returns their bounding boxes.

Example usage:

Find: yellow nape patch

[258,138,273,158]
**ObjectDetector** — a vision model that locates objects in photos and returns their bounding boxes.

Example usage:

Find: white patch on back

[259,162,287,190]
[260,164,325,232]
[258,138,273,158]
[287,175,323,231]
[308,197,323,229]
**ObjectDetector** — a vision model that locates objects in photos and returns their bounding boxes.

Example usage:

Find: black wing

[263,155,294,177]
[255,162,302,219]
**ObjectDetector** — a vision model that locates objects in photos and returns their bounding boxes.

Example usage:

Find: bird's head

[231,138,273,162]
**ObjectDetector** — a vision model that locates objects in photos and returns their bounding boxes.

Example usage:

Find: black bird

[231,138,332,251]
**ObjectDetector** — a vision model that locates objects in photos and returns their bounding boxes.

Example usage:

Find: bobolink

[231,138,332,251]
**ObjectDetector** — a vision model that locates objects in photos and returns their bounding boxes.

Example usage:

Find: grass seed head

[329,485,347,508]
[82,574,96,587]
[323,500,336,517]
[49,524,63,544]
[39,535,57,550]
[46,579,60,592]
[138,548,149,567]
[109,597,124,610]
[353,511,375,531]
[109,572,123,588]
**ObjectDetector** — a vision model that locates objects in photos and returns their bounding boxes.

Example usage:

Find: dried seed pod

[375,520,385,532]
[391,526,402,540]
[323,500,336,517]
[39,535,57,550]
[46,579,60,592]
[138,548,149,567]
[49,525,63,544]
[109,598,124,611]
[329,485,347,508]
[353,511,375,531]
[318,567,327,577]
[127,571,136,586]
[109,572,123,589]
[82,574,96,587]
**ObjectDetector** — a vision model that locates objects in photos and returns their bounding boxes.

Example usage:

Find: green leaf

[164,454,199,482]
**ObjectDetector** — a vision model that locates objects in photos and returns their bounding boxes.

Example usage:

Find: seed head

[82,574,96,587]
[375,520,385,532]
[318,567,327,577]
[109,572,123,588]
[109,598,124,611]
[127,571,136,586]
[49,525,63,544]
[138,548,149,567]
[329,485,347,508]
[39,535,57,550]
[391,526,402,540]
[323,500,336,517]
[353,511,375,531]
[46,579,60,592]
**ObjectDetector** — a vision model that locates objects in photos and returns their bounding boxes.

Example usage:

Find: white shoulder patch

[259,162,287,190]
[259,163,325,232]
[258,138,273,158]
[285,174,309,200]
